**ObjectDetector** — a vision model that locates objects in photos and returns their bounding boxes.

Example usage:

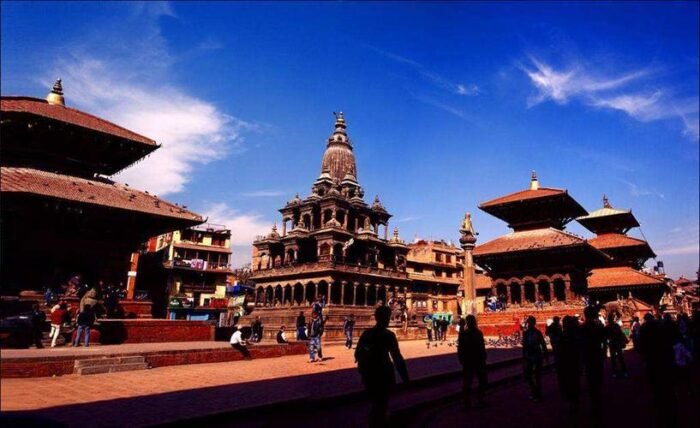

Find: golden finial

[603,194,611,208]
[530,170,539,191]
[46,78,65,106]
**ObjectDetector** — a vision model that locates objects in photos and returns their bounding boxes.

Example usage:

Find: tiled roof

[173,241,232,254]
[1,167,203,222]
[675,276,696,286]
[588,267,666,289]
[1,97,156,146]
[479,187,566,208]
[473,228,587,256]
[587,233,651,250]
[578,207,631,220]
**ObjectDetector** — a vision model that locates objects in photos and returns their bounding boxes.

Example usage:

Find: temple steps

[73,356,148,375]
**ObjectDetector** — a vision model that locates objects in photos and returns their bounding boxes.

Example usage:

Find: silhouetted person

[522,316,547,400]
[556,316,582,411]
[251,316,263,342]
[639,312,677,426]
[30,304,46,349]
[580,306,606,416]
[546,316,563,361]
[630,316,641,351]
[458,315,487,408]
[605,314,628,377]
[355,306,409,427]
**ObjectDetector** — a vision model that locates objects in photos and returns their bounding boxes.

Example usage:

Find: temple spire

[46,78,65,106]
[603,194,612,208]
[530,170,539,191]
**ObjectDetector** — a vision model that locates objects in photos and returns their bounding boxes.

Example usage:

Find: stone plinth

[98,319,214,344]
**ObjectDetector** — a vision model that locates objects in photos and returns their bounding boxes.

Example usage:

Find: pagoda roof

[478,176,586,230]
[480,186,567,208]
[473,228,589,257]
[587,233,655,255]
[1,97,156,146]
[577,207,640,233]
[587,267,666,289]
[1,167,203,223]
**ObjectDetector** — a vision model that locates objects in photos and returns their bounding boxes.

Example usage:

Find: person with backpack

[457,315,487,408]
[355,306,409,428]
[522,316,547,400]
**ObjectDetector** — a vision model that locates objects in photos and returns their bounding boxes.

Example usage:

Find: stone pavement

[1,340,520,427]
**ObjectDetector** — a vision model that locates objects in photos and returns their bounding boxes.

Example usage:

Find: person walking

[30,304,46,349]
[522,316,547,401]
[580,306,606,417]
[49,302,69,347]
[73,304,95,347]
[605,314,628,378]
[546,316,563,356]
[230,325,251,359]
[556,316,582,412]
[344,314,356,349]
[296,311,306,340]
[639,312,677,427]
[457,315,487,408]
[425,315,433,346]
[307,311,324,362]
[355,306,410,428]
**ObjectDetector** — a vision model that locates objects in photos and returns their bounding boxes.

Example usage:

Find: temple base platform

[0,340,307,378]
[477,305,585,336]
[241,305,426,341]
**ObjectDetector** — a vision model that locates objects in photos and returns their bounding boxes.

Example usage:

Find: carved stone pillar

[340,281,347,306]
[281,287,286,305]
[364,284,369,306]
[548,281,555,303]
[353,283,358,306]
[506,285,512,305]
[520,284,526,304]
[302,283,307,305]
[564,280,573,303]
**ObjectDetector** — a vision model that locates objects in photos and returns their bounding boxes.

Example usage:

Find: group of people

[29,299,98,349]
[423,314,451,345]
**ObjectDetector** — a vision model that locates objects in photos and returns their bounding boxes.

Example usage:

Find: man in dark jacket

[522,316,547,400]
[30,304,46,348]
[355,306,409,428]
[458,315,487,408]
[73,304,95,347]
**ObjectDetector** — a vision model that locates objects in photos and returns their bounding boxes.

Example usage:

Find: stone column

[340,281,347,306]
[459,213,478,316]
[564,280,573,303]
[282,220,287,236]
[384,222,389,240]
[520,284,526,304]
[302,283,307,305]
[506,285,512,306]
[315,283,319,300]
[548,281,555,303]
[343,213,348,229]
[281,287,286,305]
[353,283,358,306]
[364,284,370,306]
[375,285,380,304]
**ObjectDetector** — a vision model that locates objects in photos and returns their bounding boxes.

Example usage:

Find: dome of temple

[320,112,357,182]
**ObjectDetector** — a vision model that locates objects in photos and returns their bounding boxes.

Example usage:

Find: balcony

[165,259,233,274]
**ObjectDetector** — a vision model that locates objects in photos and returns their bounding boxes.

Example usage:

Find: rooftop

[473,228,588,256]
[1,167,202,222]
[587,266,666,289]
[1,97,157,147]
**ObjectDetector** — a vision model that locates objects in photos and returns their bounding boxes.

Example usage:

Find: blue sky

[2,2,698,277]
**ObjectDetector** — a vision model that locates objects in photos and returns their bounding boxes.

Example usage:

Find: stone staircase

[73,356,149,375]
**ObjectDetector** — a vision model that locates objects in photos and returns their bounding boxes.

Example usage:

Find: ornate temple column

[375,285,380,304]
[459,213,478,316]
[548,281,555,303]
[340,281,347,306]
[384,222,389,240]
[315,283,319,300]
[564,280,573,303]
[281,287,286,305]
[353,283,358,306]
[506,285,512,306]
[282,220,287,236]
[364,284,370,306]
[520,284,526,304]
[302,283,308,305]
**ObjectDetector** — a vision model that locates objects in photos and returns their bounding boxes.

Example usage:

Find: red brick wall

[98,320,214,344]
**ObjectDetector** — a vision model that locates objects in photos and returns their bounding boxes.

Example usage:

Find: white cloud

[46,4,256,196]
[201,202,271,247]
[522,56,698,141]
[395,215,421,223]
[412,95,471,120]
[367,45,479,97]
[617,178,665,199]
